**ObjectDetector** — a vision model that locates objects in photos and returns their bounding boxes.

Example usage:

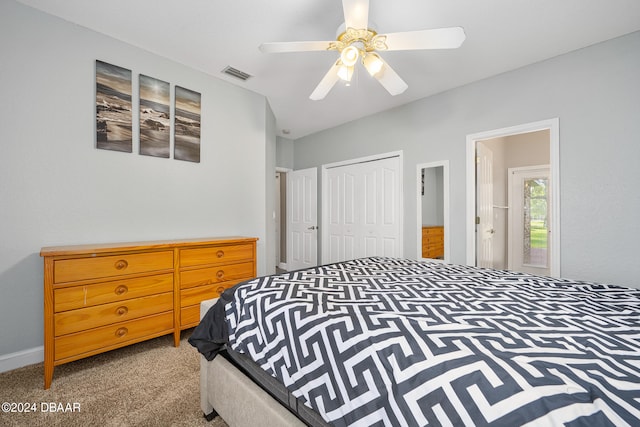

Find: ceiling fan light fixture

[337,64,354,82]
[340,45,359,67]
[363,53,383,76]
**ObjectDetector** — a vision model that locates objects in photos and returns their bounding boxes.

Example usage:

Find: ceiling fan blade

[310,60,341,100]
[342,0,369,29]
[381,27,466,51]
[374,57,408,96]
[259,41,333,53]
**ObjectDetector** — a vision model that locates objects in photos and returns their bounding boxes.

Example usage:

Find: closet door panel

[324,155,402,263]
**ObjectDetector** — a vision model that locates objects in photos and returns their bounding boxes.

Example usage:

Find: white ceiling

[17,0,640,139]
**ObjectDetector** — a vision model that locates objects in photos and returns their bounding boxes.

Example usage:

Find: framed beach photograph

[174,86,201,163]
[139,75,170,158]
[96,60,132,153]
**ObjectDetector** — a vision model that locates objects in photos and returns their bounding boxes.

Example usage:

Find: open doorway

[466,119,560,277]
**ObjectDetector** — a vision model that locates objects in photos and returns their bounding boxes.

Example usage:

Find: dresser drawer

[423,234,444,245]
[54,292,173,336]
[423,246,444,258]
[181,281,241,307]
[54,273,173,312]
[423,242,443,251]
[422,227,444,237]
[54,250,173,283]
[54,312,174,361]
[180,244,253,268]
[180,305,201,328]
[180,261,253,290]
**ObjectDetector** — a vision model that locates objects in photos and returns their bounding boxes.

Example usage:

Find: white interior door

[508,166,551,276]
[324,155,401,264]
[326,166,357,263]
[476,143,494,268]
[287,168,317,271]
[361,158,400,258]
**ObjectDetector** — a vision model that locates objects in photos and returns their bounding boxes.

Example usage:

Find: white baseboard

[0,346,44,373]
[278,262,288,271]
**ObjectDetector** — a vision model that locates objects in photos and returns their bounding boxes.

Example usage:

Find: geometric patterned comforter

[223,257,640,426]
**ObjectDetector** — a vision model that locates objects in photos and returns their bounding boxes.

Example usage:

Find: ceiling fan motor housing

[331,28,388,57]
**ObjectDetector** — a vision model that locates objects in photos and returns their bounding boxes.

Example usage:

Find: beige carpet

[0,331,228,426]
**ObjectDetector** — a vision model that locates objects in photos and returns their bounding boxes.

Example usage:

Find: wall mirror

[416,161,450,262]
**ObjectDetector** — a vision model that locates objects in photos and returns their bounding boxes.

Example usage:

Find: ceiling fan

[259,0,466,100]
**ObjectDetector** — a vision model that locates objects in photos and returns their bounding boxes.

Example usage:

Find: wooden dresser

[421,226,444,259]
[41,236,257,389]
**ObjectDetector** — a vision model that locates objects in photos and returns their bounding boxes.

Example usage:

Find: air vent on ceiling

[222,66,252,81]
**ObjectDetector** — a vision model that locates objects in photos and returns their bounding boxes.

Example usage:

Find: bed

[189,256,640,426]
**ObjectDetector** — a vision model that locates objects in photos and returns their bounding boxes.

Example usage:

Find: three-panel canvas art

[96,60,201,163]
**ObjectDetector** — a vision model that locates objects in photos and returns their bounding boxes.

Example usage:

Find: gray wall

[276,136,295,169]
[0,1,274,357]
[294,31,640,289]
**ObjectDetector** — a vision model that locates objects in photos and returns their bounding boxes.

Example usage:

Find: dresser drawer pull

[114,259,129,270]
[115,327,128,338]
[114,285,128,296]
[115,306,128,316]
[216,286,225,295]
[216,250,224,258]
[216,270,224,279]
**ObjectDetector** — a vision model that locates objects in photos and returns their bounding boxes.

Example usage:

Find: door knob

[307,225,318,230]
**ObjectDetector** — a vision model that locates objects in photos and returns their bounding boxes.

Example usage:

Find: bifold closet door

[326,156,401,264]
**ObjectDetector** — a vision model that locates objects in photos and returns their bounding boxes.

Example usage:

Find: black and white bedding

[190,257,640,426]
